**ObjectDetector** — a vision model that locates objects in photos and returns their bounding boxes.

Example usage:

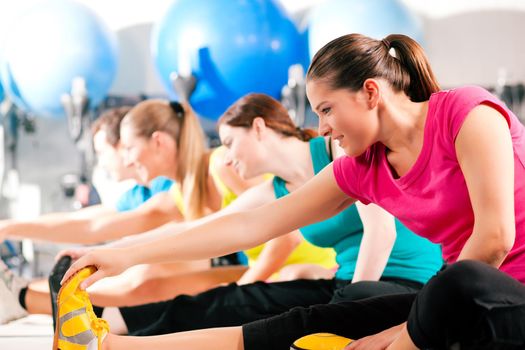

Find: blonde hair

[123,99,209,220]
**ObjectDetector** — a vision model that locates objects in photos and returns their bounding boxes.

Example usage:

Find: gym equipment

[291,333,353,350]
[152,0,304,120]
[1,0,118,118]
[307,0,423,59]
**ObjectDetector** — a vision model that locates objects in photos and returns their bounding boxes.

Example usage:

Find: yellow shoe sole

[291,333,353,350]
[52,266,102,350]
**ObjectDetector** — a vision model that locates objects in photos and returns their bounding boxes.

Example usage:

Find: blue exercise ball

[152,0,304,120]
[0,58,31,112]
[307,0,423,59]
[1,0,118,118]
[0,77,4,103]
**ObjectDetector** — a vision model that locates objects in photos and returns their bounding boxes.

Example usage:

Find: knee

[128,279,162,302]
[277,265,308,281]
[278,264,334,282]
[330,281,378,303]
[427,260,494,300]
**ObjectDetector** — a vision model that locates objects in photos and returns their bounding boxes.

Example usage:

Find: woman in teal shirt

[274,136,441,286]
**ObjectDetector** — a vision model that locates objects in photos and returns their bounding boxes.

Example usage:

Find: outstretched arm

[1,191,182,244]
[101,181,309,284]
[105,180,276,249]
[63,164,354,288]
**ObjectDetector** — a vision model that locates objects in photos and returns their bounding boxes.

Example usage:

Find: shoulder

[209,146,226,164]
[431,86,510,140]
[208,147,227,177]
[115,184,150,211]
[149,176,175,194]
[432,86,498,112]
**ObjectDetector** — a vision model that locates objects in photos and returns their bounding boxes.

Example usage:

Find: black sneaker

[48,255,72,330]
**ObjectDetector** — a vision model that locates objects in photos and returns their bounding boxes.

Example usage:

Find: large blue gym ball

[307,0,423,59]
[1,0,118,118]
[152,0,304,120]
[1,57,31,112]
[0,79,4,103]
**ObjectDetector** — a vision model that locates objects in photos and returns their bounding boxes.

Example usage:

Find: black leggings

[243,261,525,350]
[115,277,422,336]
[408,260,525,349]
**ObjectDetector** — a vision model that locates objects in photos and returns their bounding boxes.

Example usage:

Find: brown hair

[218,93,317,141]
[91,106,133,146]
[307,33,440,102]
[123,99,208,220]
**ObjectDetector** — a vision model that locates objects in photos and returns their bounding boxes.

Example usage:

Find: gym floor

[0,315,53,349]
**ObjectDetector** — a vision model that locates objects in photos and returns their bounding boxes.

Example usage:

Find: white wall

[1,0,524,95]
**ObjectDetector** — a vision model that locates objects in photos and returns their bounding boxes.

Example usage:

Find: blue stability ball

[1,57,31,112]
[0,78,4,103]
[308,0,423,59]
[152,0,304,120]
[1,0,118,118]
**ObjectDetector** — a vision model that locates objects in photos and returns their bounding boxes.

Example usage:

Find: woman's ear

[151,130,174,151]
[252,117,267,140]
[363,78,381,109]
[150,131,163,149]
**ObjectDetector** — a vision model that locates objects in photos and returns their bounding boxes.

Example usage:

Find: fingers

[345,340,356,350]
[345,338,364,350]
[61,256,91,285]
[55,250,73,262]
[56,247,93,262]
[80,270,104,290]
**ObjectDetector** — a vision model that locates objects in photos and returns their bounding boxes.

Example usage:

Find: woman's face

[218,124,265,179]
[120,123,174,183]
[92,130,133,182]
[306,80,378,157]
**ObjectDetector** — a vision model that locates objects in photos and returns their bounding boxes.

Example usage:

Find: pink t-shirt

[333,86,525,283]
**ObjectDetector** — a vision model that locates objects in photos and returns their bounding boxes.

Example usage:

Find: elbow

[488,227,515,264]
[287,232,303,251]
[499,225,515,255]
[496,238,514,261]
[490,245,512,266]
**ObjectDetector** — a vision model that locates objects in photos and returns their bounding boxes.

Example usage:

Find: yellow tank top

[170,147,237,216]
[171,146,337,271]
[243,240,337,270]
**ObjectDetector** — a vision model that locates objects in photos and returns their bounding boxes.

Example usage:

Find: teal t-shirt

[273,137,443,283]
[115,176,174,212]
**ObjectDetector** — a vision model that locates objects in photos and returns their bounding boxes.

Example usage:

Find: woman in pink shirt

[62,33,525,350]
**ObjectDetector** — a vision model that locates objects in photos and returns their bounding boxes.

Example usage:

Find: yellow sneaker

[53,266,109,350]
[291,333,353,350]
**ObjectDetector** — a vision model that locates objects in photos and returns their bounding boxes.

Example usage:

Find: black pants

[117,277,423,336]
[408,260,525,349]
[243,261,525,350]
